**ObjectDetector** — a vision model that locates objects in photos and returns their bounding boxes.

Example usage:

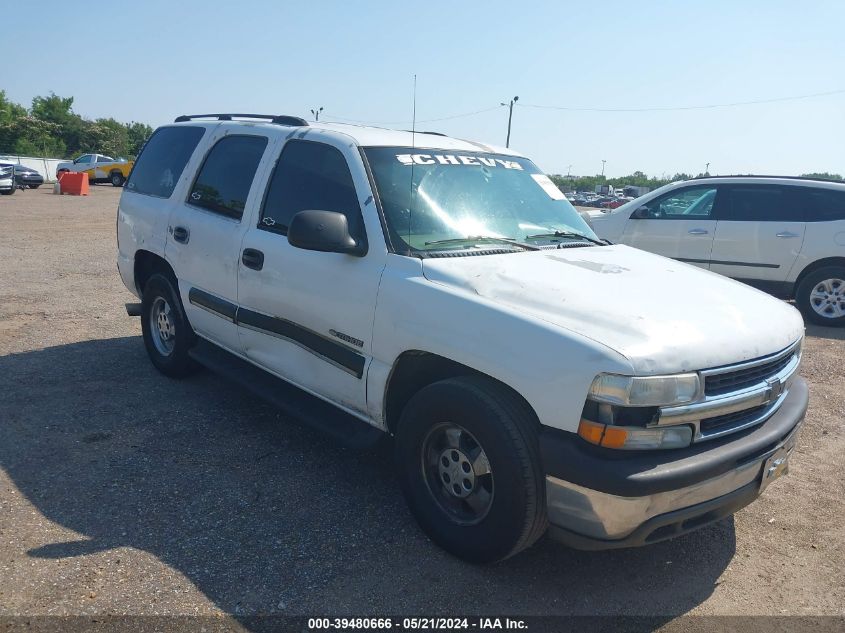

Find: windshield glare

[363,148,597,253]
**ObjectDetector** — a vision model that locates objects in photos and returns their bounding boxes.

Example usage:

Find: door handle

[172,226,190,244]
[688,228,709,235]
[776,231,799,238]
[241,248,264,271]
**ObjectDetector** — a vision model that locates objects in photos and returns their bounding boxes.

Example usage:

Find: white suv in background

[590,176,845,326]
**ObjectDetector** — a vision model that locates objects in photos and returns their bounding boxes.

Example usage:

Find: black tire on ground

[110,172,125,187]
[395,375,547,563]
[140,273,200,377]
[28,184,40,189]
[795,266,845,327]
[1,188,15,195]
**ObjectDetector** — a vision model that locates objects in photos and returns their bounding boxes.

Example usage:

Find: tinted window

[96,155,113,163]
[76,155,93,164]
[126,126,205,198]
[724,186,802,221]
[795,187,845,222]
[260,140,362,238]
[188,135,268,220]
[639,186,717,219]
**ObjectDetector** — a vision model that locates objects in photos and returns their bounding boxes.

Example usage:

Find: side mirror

[287,210,365,256]
[630,206,651,219]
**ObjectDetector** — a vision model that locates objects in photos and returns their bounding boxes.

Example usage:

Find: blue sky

[5,0,844,177]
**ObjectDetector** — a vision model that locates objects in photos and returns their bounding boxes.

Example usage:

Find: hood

[421,245,804,374]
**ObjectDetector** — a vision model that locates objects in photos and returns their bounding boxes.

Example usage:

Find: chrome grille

[657,339,801,442]
[705,351,795,396]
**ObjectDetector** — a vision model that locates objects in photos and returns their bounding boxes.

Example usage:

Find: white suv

[117,114,807,562]
[590,177,845,326]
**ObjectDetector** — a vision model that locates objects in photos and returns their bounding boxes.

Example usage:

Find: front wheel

[140,274,199,377]
[110,172,125,187]
[395,376,547,563]
[796,266,845,326]
[0,188,13,195]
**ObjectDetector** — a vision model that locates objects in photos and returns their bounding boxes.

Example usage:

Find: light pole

[705,162,710,175]
[566,164,573,178]
[500,96,519,147]
[601,160,607,177]
[310,107,323,121]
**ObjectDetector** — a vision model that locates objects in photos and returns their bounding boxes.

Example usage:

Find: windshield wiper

[424,236,538,251]
[524,230,607,246]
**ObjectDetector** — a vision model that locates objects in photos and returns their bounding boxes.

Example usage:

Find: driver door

[621,185,720,268]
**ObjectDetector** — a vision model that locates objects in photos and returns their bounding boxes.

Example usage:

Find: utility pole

[566,164,573,178]
[310,107,323,121]
[601,160,607,177]
[500,96,519,147]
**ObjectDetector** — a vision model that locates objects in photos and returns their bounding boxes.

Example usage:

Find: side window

[126,126,205,198]
[75,155,93,164]
[639,186,717,219]
[96,155,113,163]
[187,135,268,220]
[260,140,363,238]
[724,186,802,222]
[795,187,845,222]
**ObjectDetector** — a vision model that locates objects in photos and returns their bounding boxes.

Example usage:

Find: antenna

[407,74,417,252]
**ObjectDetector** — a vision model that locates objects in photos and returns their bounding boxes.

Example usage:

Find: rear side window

[126,126,205,198]
[795,187,845,222]
[187,135,268,220]
[259,140,363,238]
[639,186,717,219]
[723,186,803,222]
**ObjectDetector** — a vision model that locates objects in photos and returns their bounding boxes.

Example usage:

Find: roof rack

[402,130,447,137]
[174,113,309,127]
[690,174,845,185]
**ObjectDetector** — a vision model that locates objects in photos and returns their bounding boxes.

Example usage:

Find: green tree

[31,92,75,126]
[0,90,26,126]
[0,117,66,157]
[800,172,842,181]
[125,121,153,158]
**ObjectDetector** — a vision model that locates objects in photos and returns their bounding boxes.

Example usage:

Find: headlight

[588,373,700,407]
[578,419,693,450]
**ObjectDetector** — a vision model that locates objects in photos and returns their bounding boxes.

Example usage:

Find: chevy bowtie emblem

[766,376,784,401]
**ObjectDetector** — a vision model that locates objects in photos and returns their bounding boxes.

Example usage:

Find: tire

[1,188,14,195]
[395,375,547,563]
[29,184,40,189]
[795,266,845,327]
[110,172,125,187]
[140,273,200,377]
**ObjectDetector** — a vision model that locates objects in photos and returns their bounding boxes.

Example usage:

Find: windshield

[363,147,598,254]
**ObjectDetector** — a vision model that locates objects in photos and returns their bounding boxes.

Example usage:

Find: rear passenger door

[166,130,272,354]
[236,138,386,417]
[710,185,806,283]
[620,185,719,267]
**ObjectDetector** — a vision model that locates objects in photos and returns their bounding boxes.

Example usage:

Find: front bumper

[542,377,808,549]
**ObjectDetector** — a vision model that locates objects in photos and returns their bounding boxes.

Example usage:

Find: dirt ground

[0,186,843,621]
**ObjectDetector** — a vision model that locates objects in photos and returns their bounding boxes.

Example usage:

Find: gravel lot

[0,186,843,621]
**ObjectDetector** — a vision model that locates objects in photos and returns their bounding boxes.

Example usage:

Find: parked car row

[0,163,45,195]
[567,192,634,209]
[589,176,845,326]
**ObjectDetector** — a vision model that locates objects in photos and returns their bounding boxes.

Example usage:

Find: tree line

[0,90,153,160]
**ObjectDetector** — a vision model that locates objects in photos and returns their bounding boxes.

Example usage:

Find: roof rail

[174,113,309,127]
[690,174,845,185]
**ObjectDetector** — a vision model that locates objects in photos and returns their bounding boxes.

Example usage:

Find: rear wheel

[110,171,125,187]
[796,266,845,327]
[395,375,547,563]
[140,274,199,377]
[1,187,14,195]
